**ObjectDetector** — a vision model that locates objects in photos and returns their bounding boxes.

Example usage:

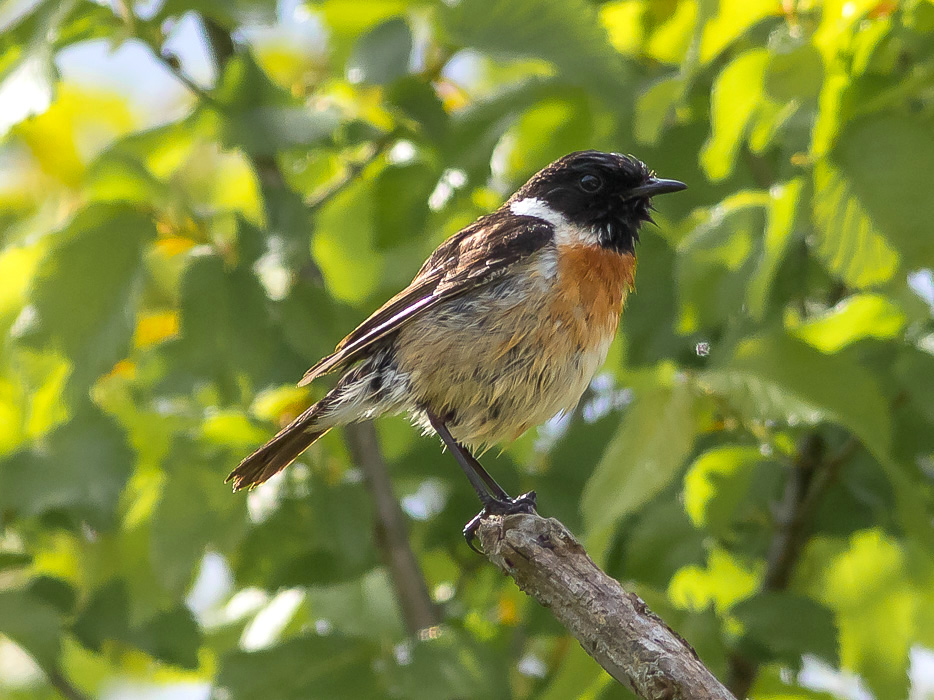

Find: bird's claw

[463,491,538,554]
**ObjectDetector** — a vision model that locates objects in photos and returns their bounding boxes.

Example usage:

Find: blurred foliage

[1,0,934,698]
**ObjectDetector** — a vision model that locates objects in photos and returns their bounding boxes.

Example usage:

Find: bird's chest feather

[546,244,635,353]
[397,244,635,444]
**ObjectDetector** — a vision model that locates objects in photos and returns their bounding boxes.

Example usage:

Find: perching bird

[228,150,685,546]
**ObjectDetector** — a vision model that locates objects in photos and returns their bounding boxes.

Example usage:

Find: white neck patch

[509,197,597,246]
[510,197,566,228]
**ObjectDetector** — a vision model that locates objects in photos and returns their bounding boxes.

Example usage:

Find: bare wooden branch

[477,513,736,700]
[345,423,441,633]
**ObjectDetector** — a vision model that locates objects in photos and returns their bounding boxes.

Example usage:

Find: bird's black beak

[624,177,687,200]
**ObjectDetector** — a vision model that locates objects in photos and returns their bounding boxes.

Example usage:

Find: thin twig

[304,139,391,209]
[47,669,91,700]
[477,513,737,700]
[344,423,441,633]
[153,50,219,106]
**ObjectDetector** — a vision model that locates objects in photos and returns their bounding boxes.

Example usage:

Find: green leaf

[499,95,597,185]
[312,177,386,304]
[700,49,769,181]
[385,78,449,141]
[622,499,706,588]
[668,547,760,614]
[443,76,560,182]
[582,377,697,537]
[150,438,246,595]
[789,293,906,353]
[215,634,381,700]
[27,204,153,392]
[812,160,900,288]
[702,332,891,455]
[205,53,339,156]
[305,569,404,641]
[816,529,914,699]
[167,249,298,395]
[0,589,63,670]
[373,161,437,249]
[27,576,76,615]
[634,75,685,146]
[893,348,934,423]
[390,631,505,700]
[831,114,934,267]
[442,0,629,97]
[733,592,838,665]
[347,18,412,85]
[683,446,763,536]
[133,606,201,670]
[764,43,824,103]
[746,178,803,320]
[158,0,277,28]
[676,190,768,332]
[83,152,171,205]
[0,405,134,530]
[236,481,378,589]
[0,552,32,570]
[318,0,407,66]
[72,579,130,653]
[699,0,779,64]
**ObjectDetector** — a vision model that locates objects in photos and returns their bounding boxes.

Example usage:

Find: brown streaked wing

[298,213,553,386]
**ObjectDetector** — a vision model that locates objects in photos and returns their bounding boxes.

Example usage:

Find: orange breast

[549,245,635,345]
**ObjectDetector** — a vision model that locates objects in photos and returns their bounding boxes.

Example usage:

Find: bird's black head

[510,150,686,254]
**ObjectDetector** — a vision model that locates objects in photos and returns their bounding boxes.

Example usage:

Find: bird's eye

[579,174,602,193]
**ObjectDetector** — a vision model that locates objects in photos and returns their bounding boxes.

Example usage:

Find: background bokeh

[2,0,934,698]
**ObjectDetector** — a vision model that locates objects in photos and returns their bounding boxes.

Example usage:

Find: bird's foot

[463,491,538,554]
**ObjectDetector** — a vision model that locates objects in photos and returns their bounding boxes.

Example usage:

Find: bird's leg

[426,411,537,552]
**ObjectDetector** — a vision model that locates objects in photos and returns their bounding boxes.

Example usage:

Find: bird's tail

[226,402,332,491]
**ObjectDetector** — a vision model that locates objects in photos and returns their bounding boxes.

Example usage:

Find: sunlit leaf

[27,204,154,393]
[582,377,697,538]
[789,293,906,353]
[683,445,763,536]
[812,160,900,288]
[312,177,385,304]
[442,0,629,96]
[700,49,769,181]
[668,547,760,614]
[816,529,917,698]
[699,0,778,64]
[634,74,685,146]
[600,0,644,57]
[701,332,891,455]
[676,190,768,332]
[645,0,699,65]
[746,179,803,320]
[831,114,934,267]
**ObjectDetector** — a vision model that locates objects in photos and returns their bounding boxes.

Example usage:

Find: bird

[228,150,686,547]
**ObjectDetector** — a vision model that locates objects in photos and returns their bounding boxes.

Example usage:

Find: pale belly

[393,266,624,447]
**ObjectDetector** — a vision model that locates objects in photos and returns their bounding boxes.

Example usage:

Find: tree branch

[344,423,442,633]
[477,513,736,700]
[47,669,90,700]
[726,433,859,697]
